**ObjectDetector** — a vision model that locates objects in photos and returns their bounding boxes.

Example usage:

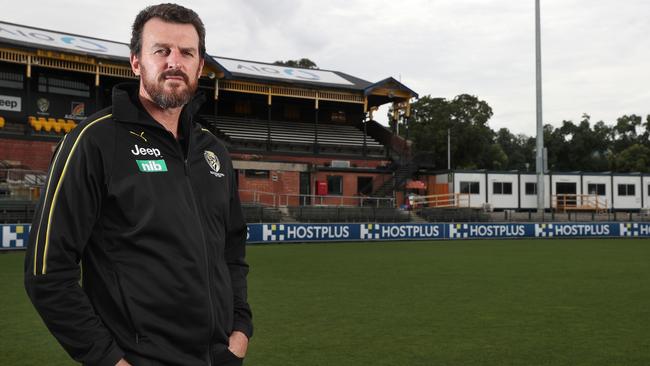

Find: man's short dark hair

[130,3,206,57]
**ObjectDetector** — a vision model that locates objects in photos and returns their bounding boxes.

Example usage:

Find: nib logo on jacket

[136,160,168,172]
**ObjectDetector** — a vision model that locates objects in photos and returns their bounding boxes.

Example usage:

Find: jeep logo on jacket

[24,83,253,365]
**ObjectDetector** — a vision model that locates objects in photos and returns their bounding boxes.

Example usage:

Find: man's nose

[166,49,183,69]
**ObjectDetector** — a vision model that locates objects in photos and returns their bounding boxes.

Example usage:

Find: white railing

[0,168,47,185]
[238,189,395,208]
[408,192,471,209]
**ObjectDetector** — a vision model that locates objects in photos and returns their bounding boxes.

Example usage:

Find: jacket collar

[111,82,206,135]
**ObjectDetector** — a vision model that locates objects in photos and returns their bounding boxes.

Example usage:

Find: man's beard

[141,66,198,109]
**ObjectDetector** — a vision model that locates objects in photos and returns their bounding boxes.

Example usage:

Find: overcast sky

[3,0,649,135]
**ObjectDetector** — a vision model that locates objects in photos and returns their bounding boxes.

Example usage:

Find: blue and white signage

[1,224,30,249]
[360,223,444,240]
[4,222,650,249]
[449,223,530,239]
[215,57,354,85]
[248,224,354,242]
[0,21,130,58]
[534,223,611,237]
[245,222,650,243]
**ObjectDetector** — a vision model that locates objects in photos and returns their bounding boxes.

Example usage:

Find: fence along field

[3,238,650,365]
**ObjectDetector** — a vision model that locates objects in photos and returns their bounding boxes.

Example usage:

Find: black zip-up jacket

[24,83,252,366]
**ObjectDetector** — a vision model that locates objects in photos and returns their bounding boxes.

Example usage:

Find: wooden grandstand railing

[220,80,365,104]
[0,47,30,64]
[98,64,137,79]
[553,194,608,213]
[408,193,471,209]
[32,56,97,73]
[318,90,364,103]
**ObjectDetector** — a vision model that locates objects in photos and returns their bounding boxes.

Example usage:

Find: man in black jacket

[24,4,252,366]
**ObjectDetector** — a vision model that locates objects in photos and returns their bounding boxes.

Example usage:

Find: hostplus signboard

[245,222,650,243]
[3,222,650,250]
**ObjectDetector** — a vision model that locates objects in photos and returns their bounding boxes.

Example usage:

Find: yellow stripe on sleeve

[41,114,112,275]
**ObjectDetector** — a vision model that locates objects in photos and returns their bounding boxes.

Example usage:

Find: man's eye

[155,49,170,56]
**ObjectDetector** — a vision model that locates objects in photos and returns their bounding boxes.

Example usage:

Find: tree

[542,115,611,172]
[273,58,318,69]
[408,94,504,169]
[612,114,643,154]
[611,144,650,172]
[495,128,535,171]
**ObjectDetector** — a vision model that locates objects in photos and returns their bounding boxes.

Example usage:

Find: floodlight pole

[535,0,545,214]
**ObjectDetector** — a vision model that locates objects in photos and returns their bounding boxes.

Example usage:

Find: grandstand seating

[28,116,76,134]
[242,203,282,223]
[44,118,55,132]
[417,208,490,223]
[202,115,385,156]
[289,206,410,223]
[0,199,36,223]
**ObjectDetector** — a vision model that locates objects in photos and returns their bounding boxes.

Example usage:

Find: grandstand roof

[0,20,226,76]
[0,21,417,97]
[214,56,377,91]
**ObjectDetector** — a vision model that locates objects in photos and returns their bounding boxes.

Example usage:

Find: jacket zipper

[168,128,217,363]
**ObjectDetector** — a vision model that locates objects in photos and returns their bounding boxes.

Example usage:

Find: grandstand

[0,20,422,224]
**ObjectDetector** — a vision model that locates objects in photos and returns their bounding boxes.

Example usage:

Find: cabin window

[460,181,480,194]
[587,183,606,196]
[493,182,512,195]
[525,182,537,195]
[617,184,635,196]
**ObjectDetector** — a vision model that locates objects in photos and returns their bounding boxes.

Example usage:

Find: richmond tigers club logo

[204,150,224,178]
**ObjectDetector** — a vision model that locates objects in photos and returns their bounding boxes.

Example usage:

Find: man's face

[130,18,204,109]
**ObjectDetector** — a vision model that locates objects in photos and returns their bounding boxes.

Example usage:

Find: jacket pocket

[111,269,140,337]
[212,347,243,366]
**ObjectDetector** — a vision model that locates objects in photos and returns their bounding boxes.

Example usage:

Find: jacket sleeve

[24,121,124,366]
[224,161,253,339]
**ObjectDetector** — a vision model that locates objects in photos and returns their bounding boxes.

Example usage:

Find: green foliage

[611,144,650,172]
[408,94,504,169]
[273,58,318,69]
[405,94,650,172]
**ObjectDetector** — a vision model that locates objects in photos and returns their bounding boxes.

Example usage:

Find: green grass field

[2,238,650,365]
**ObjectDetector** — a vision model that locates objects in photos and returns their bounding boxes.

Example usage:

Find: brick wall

[238,170,302,206]
[232,152,390,169]
[0,138,58,171]
[231,151,397,206]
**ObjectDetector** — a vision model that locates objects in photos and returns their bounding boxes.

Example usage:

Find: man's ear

[130,53,141,77]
